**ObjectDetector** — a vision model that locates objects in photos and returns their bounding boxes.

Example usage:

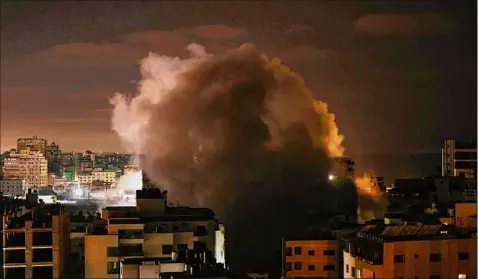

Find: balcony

[33,248,53,263]
[4,232,26,248]
[119,244,143,257]
[33,231,53,246]
[119,229,143,239]
[5,249,26,264]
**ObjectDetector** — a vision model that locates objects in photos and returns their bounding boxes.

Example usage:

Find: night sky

[1,1,476,181]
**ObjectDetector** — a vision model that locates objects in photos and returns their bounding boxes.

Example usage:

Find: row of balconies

[4,231,53,247]
[4,248,53,264]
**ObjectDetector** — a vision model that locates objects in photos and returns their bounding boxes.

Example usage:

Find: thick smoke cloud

[110,43,382,272]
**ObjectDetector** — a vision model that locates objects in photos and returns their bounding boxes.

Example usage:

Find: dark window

[285,262,292,271]
[458,252,469,260]
[162,245,173,255]
[107,262,119,274]
[429,253,441,262]
[351,267,356,277]
[323,249,335,256]
[193,241,206,251]
[107,247,119,257]
[308,264,315,271]
[294,262,302,270]
[177,244,188,251]
[323,265,335,271]
[394,255,404,263]
[308,249,315,256]
[345,264,349,273]
[414,254,419,259]
[429,276,441,279]
[294,247,302,255]
[285,247,292,256]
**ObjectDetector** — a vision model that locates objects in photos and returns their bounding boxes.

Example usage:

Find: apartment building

[84,174,225,278]
[17,137,47,158]
[442,139,477,179]
[2,149,48,188]
[0,179,26,197]
[342,224,477,279]
[283,238,339,278]
[2,201,70,279]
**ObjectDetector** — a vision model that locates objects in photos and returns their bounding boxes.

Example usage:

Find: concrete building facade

[17,137,47,158]
[2,150,48,188]
[342,224,476,279]
[442,139,477,179]
[2,203,70,279]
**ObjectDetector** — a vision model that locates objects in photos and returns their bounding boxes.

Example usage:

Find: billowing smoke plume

[111,43,344,207]
[355,172,389,222]
[110,43,381,272]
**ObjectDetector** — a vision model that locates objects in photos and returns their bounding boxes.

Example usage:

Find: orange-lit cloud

[354,13,455,36]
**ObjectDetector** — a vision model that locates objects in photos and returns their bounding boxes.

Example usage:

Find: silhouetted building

[442,139,477,179]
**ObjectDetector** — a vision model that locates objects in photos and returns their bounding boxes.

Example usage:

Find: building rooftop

[353,224,476,242]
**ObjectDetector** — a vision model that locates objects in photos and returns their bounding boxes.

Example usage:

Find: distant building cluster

[0,137,475,279]
[0,136,134,199]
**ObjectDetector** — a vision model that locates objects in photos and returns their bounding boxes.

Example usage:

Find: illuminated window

[458,274,467,279]
[107,262,119,274]
[294,247,302,255]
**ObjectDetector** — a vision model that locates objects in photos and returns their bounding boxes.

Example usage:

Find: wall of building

[285,240,338,278]
[143,233,174,257]
[84,234,119,279]
[344,238,477,279]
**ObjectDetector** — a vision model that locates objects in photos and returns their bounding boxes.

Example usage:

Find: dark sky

[1,1,476,179]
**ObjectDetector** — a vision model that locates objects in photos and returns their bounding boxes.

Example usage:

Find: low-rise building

[342,224,476,279]
[84,174,225,279]
[0,179,26,197]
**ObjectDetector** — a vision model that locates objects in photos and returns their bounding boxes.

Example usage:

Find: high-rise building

[46,142,62,176]
[2,149,48,188]
[17,136,48,157]
[442,139,477,179]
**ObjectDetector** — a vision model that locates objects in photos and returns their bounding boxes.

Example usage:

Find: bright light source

[458,274,467,279]
[74,188,83,198]
[328,174,336,181]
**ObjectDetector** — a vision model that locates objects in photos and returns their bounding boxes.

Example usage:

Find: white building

[77,171,116,184]
[2,149,48,188]
[0,179,26,196]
